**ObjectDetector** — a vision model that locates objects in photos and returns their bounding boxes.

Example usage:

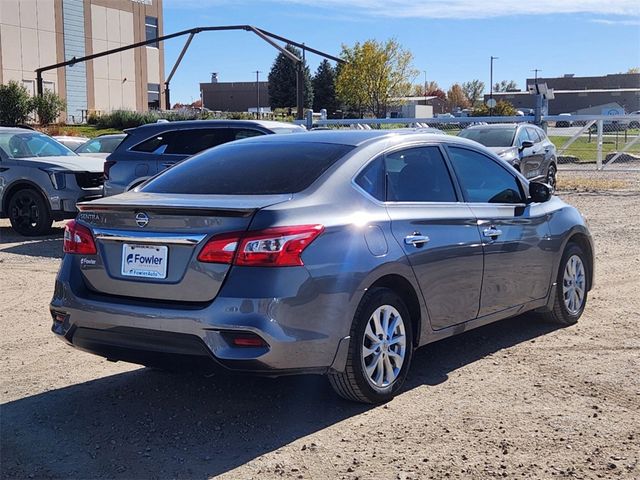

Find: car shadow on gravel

[1,314,560,479]
[0,226,64,259]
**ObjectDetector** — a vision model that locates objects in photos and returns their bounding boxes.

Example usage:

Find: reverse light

[197,225,324,267]
[63,220,97,254]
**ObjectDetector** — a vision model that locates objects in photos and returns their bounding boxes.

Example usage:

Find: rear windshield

[141,141,354,195]
[458,128,516,147]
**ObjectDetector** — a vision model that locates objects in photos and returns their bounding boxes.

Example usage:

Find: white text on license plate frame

[121,244,168,279]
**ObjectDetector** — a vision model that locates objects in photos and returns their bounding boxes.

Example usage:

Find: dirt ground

[1,171,639,480]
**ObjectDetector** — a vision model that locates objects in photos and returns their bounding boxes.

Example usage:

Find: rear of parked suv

[103,120,305,196]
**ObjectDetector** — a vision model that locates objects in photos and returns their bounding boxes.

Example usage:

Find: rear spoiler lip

[77,202,256,218]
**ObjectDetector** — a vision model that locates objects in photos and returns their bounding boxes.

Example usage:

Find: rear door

[383,145,484,330]
[446,146,554,317]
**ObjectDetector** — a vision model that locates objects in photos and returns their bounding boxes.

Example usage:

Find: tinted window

[145,16,158,48]
[132,129,234,155]
[459,128,516,147]
[526,127,542,143]
[355,157,384,200]
[386,147,457,202]
[0,132,75,158]
[76,137,123,154]
[142,142,354,195]
[448,147,524,204]
[232,129,265,140]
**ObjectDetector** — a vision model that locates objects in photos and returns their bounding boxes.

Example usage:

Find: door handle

[483,228,503,238]
[404,233,430,247]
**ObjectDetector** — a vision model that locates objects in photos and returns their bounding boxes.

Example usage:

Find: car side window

[165,129,232,155]
[232,129,264,140]
[355,156,385,201]
[448,147,524,204]
[385,146,457,202]
[516,128,530,147]
[526,127,541,143]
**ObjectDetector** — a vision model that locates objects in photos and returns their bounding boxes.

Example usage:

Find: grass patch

[549,135,640,163]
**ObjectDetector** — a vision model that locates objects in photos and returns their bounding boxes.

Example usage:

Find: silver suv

[104,120,306,196]
[0,127,104,236]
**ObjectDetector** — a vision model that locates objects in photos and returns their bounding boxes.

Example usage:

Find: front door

[446,145,555,317]
[383,145,484,330]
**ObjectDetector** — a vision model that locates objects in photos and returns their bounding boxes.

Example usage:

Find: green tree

[312,59,338,115]
[493,80,518,92]
[0,81,33,125]
[32,90,66,125]
[336,39,418,118]
[447,83,471,110]
[268,44,313,109]
[472,100,516,116]
[461,79,486,106]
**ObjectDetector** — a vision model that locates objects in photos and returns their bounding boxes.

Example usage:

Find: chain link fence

[298,114,640,192]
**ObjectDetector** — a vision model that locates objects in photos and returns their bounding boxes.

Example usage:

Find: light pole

[423,70,427,105]
[254,70,261,119]
[532,68,542,84]
[490,56,498,116]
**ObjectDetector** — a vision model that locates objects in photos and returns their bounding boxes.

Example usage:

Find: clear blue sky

[162,0,640,104]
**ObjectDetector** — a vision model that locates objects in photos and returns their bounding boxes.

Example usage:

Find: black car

[459,123,558,190]
[103,120,305,196]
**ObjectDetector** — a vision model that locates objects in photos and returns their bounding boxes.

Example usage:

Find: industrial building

[200,74,269,113]
[485,73,640,114]
[0,0,165,123]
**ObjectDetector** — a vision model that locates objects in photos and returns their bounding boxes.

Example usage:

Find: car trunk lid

[75,192,291,302]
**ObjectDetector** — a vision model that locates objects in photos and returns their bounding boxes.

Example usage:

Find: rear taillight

[63,220,97,254]
[197,225,324,267]
[103,160,116,180]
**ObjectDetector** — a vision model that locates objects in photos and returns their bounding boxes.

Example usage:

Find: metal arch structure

[34,25,344,120]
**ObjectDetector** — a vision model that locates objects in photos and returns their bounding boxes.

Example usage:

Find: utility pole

[423,70,427,105]
[490,56,498,117]
[254,70,261,119]
[532,68,542,84]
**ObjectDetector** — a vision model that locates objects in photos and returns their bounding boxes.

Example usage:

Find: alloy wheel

[361,305,407,389]
[10,192,40,230]
[562,255,586,315]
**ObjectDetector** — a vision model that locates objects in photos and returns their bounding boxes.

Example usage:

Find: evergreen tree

[312,59,338,114]
[268,44,313,109]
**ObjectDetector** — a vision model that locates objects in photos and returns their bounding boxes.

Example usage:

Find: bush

[472,100,517,117]
[31,91,66,125]
[0,81,33,125]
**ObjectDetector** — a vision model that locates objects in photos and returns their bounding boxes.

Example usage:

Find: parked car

[75,134,126,159]
[103,120,306,196]
[629,111,640,129]
[458,123,558,190]
[0,127,104,235]
[51,130,594,403]
[555,114,573,128]
[54,135,90,151]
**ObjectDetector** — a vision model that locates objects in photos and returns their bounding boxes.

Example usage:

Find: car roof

[226,129,482,148]
[463,123,520,130]
[0,127,39,134]
[94,133,127,139]
[125,119,303,134]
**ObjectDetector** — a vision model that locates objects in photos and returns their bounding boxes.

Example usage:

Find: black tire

[8,188,53,236]
[546,163,557,192]
[538,243,588,325]
[329,288,414,403]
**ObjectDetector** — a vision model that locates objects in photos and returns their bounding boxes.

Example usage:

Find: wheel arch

[565,232,594,291]
[367,274,423,347]
[2,180,51,217]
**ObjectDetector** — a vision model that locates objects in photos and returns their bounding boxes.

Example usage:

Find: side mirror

[519,140,534,151]
[529,181,551,203]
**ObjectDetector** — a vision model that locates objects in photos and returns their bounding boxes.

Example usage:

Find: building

[200,76,269,113]
[387,96,448,118]
[0,0,165,123]
[484,73,640,115]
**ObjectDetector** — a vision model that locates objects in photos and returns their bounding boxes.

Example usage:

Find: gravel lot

[1,171,639,480]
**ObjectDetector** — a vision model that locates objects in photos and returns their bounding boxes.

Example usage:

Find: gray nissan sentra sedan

[50,130,594,403]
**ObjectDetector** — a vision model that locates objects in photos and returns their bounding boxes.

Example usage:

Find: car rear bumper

[49,262,350,375]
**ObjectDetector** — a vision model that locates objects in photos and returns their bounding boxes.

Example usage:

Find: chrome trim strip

[93,228,206,245]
